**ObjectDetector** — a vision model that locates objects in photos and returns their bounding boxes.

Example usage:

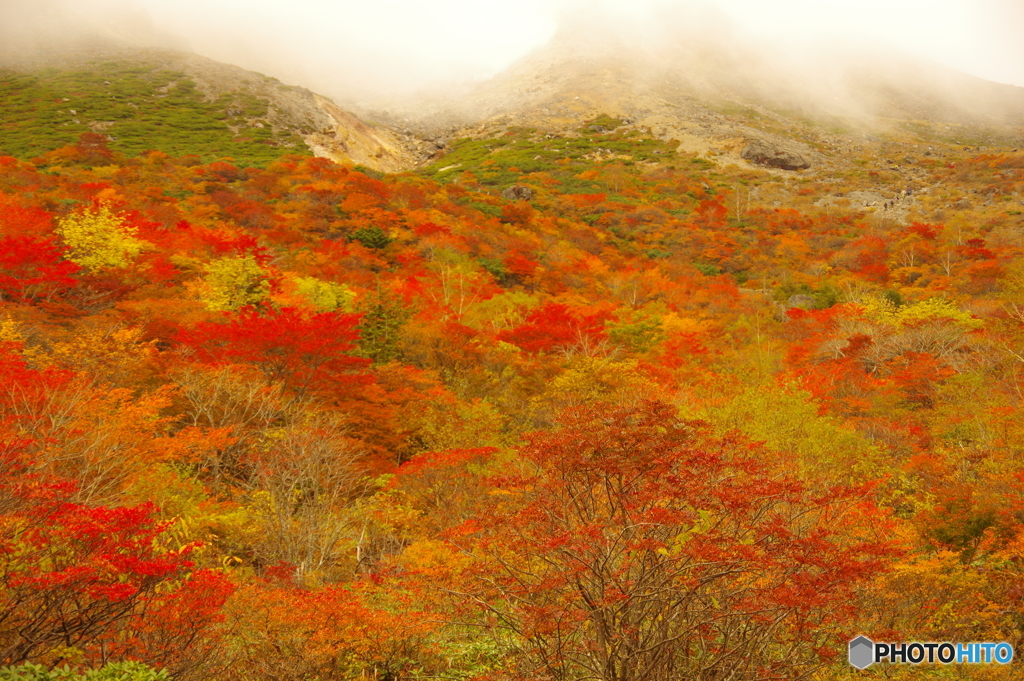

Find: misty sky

[13,0,1024,99]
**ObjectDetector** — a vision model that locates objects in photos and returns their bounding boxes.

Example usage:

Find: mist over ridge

[356,3,1024,147]
[3,0,1024,174]
[5,0,1024,98]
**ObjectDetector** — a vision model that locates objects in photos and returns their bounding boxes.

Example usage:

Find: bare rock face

[741,140,811,170]
[502,185,534,201]
[786,294,816,310]
[307,96,435,172]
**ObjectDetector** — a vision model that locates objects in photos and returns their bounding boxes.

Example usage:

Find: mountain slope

[0,42,437,171]
[364,12,1024,174]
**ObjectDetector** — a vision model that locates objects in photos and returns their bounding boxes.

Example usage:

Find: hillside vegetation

[2,97,1024,680]
[0,60,311,166]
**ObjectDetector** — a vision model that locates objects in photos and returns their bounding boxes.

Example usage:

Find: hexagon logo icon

[849,635,874,669]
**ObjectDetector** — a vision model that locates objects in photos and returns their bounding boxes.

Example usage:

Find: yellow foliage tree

[55,202,147,271]
[862,295,983,329]
[201,254,272,311]
[537,355,658,414]
[293,276,355,312]
[678,381,885,484]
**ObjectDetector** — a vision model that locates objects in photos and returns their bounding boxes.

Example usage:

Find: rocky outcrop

[741,140,811,170]
[786,294,816,310]
[501,185,534,201]
[306,96,438,173]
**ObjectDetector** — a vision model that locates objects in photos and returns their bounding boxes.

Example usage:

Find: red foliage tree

[850,235,890,283]
[179,306,371,398]
[497,302,609,354]
[0,448,215,665]
[0,194,54,237]
[503,250,538,283]
[107,568,235,679]
[458,401,896,681]
[0,236,80,303]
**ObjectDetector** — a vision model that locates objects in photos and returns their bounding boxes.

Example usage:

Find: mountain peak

[353,9,1024,174]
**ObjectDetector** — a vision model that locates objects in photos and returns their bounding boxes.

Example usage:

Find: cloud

[134,0,561,99]
[5,0,1022,103]
[147,0,1024,95]
[0,0,180,58]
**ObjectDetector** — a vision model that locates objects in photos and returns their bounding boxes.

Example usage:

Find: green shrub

[584,114,623,130]
[350,226,393,249]
[462,202,502,219]
[693,262,721,276]
[479,258,511,286]
[774,281,841,309]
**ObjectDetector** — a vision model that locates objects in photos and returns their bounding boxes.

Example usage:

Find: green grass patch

[0,61,310,167]
[418,125,679,191]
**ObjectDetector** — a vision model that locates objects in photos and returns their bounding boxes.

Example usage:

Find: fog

[3,0,1023,104]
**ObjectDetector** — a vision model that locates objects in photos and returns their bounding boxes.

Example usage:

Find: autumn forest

[3,65,1024,681]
